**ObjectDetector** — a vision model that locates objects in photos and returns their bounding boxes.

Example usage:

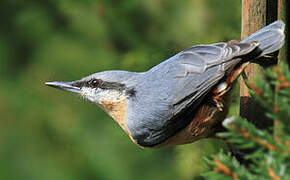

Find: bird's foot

[213,96,224,111]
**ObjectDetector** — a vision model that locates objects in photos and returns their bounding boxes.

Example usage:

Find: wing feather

[127,41,259,146]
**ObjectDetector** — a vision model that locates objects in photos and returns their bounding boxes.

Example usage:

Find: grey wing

[161,41,259,110]
[127,42,259,147]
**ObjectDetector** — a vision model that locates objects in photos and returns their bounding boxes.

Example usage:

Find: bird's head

[45,71,138,133]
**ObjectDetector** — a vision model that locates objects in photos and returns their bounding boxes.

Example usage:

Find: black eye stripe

[72,78,135,96]
[78,78,125,90]
[88,79,101,88]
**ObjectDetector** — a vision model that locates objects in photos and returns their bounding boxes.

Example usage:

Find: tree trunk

[274,0,288,139]
[240,0,279,129]
[278,0,288,64]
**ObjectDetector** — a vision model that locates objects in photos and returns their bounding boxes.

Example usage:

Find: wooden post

[240,0,288,127]
[278,0,288,63]
[274,0,288,139]
[236,0,288,164]
[240,0,278,128]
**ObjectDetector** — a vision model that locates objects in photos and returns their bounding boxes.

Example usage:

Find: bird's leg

[213,62,250,111]
[212,83,228,111]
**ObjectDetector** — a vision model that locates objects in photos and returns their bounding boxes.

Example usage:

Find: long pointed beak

[45,81,81,94]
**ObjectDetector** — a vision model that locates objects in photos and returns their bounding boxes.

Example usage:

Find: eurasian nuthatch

[46,21,285,148]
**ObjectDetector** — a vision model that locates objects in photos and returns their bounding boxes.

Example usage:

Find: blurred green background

[0,0,241,179]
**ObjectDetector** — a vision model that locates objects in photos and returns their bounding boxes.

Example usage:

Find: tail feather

[241,20,285,56]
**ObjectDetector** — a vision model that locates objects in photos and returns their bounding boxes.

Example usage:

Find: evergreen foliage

[204,63,290,180]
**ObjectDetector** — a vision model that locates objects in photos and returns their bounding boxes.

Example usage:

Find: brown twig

[275,66,290,90]
[267,168,281,180]
[213,157,239,180]
[285,141,290,153]
[247,81,264,97]
[230,125,279,152]
[273,105,279,113]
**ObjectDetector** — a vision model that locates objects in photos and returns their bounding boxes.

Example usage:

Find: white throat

[80,87,127,104]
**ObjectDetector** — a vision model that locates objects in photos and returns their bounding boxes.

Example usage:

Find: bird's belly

[155,90,231,147]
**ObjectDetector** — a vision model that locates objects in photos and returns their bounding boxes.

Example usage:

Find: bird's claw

[213,97,224,111]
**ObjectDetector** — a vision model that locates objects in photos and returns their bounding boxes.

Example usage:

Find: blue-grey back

[126,42,258,146]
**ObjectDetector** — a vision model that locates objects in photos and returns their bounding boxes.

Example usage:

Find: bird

[46,20,285,148]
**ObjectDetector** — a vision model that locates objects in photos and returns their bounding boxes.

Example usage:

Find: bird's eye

[88,79,100,88]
